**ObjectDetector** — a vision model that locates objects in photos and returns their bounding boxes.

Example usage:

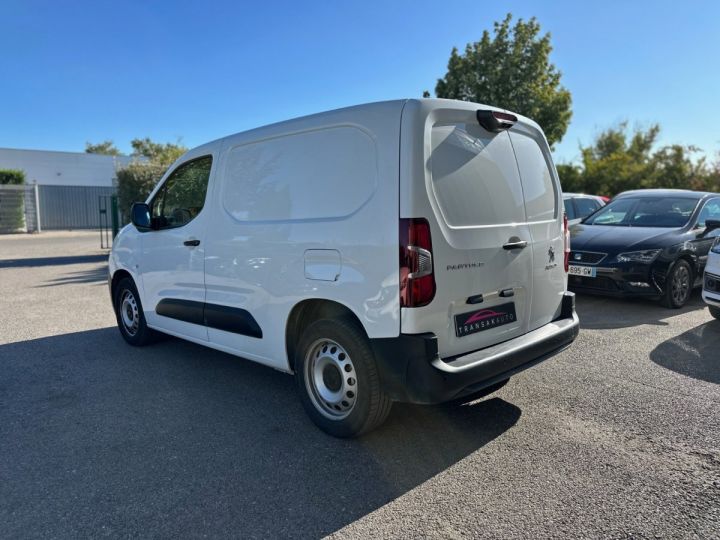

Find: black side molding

[155,299,263,339]
[156,298,204,325]
[204,303,263,339]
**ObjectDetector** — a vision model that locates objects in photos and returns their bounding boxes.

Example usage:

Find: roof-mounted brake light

[476,110,517,132]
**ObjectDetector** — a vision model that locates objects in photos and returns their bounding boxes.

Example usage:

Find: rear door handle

[502,239,528,250]
[183,239,201,247]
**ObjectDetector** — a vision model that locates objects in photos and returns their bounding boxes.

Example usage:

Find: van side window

[509,133,558,221]
[151,156,212,229]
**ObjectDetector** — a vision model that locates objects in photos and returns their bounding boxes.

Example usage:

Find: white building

[0,147,139,187]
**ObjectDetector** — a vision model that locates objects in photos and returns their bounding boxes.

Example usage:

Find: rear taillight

[399,218,436,307]
[563,212,570,273]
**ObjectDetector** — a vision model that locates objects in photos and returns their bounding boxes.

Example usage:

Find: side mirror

[704,219,720,235]
[131,202,152,231]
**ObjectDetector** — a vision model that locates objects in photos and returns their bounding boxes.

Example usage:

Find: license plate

[455,302,517,338]
[568,265,596,277]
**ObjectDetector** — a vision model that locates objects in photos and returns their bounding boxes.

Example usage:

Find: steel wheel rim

[304,338,357,420]
[120,290,140,336]
[671,265,690,304]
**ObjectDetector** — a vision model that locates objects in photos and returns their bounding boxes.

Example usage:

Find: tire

[294,318,392,438]
[113,277,157,346]
[661,260,693,308]
[709,305,720,320]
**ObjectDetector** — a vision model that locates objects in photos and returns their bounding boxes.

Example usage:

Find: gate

[99,195,121,249]
[38,185,116,230]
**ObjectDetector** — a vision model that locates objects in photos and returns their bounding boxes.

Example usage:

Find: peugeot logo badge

[548,246,555,264]
[574,253,582,261]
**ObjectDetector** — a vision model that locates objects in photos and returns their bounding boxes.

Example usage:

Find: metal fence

[0,184,39,233]
[37,185,117,230]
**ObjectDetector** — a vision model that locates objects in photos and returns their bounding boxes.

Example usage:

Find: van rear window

[509,132,558,222]
[430,124,526,227]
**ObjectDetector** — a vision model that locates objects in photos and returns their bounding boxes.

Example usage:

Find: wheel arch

[674,252,698,281]
[285,299,366,373]
[110,269,135,309]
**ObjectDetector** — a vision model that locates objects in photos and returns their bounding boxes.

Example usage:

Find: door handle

[183,239,201,247]
[502,239,528,250]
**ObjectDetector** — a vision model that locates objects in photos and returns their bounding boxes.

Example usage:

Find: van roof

[181,98,542,163]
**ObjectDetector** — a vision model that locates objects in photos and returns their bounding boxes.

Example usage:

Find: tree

[116,162,168,221]
[130,137,187,167]
[0,169,26,185]
[652,144,706,190]
[0,169,26,231]
[85,140,122,155]
[578,122,659,196]
[555,163,583,193]
[430,13,572,148]
[114,138,188,219]
[557,122,718,196]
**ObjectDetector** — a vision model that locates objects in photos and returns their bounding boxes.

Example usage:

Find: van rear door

[400,102,534,359]
[509,128,565,331]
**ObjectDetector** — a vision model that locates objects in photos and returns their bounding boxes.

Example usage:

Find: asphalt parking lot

[1,231,718,539]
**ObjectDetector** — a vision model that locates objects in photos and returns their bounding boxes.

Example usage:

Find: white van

[109,99,579,437]
[702,234,720,320]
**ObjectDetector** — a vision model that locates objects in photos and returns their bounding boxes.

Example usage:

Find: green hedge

[0,169,25,185]
[0,169,26,232]
[116,162,167,222]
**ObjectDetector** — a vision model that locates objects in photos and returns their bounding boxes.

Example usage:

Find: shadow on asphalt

[37,263,109,287]
[574,290,707,330]
[0,254,107,268]
[650,320,720,384]
[0,327,520,538]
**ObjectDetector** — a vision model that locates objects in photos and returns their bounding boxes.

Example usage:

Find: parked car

[702,236,720,319]
[109,99,579,437]
[568,189,720,307]
[563,193,606,225]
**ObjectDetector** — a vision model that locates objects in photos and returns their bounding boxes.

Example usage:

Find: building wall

[0,147,138,187]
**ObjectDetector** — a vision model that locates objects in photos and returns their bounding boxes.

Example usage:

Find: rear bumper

[371,292,580,404]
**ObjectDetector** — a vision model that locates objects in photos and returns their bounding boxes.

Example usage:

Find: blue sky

[1,0,719,164]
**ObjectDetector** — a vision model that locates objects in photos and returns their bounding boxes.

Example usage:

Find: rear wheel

[709,305,720,320]
[295,318,391,437]
[113,277,157,346]
[662,260,692,308]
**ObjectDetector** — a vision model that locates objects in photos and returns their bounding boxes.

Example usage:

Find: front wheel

[295,318,392,438]
[709,305,720,320]
[113,277,157,346]
[662,260,692,308]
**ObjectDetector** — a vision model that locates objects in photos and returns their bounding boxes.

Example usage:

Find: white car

[109,99,579,437]
[702,231,720,320]
[563,193,606,225]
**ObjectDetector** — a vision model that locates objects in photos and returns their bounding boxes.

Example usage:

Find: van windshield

[583,196,700,228]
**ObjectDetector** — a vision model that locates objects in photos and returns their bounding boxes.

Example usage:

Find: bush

[116,162,167,222]
[0,169,25,185]
[0,169,26,232]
